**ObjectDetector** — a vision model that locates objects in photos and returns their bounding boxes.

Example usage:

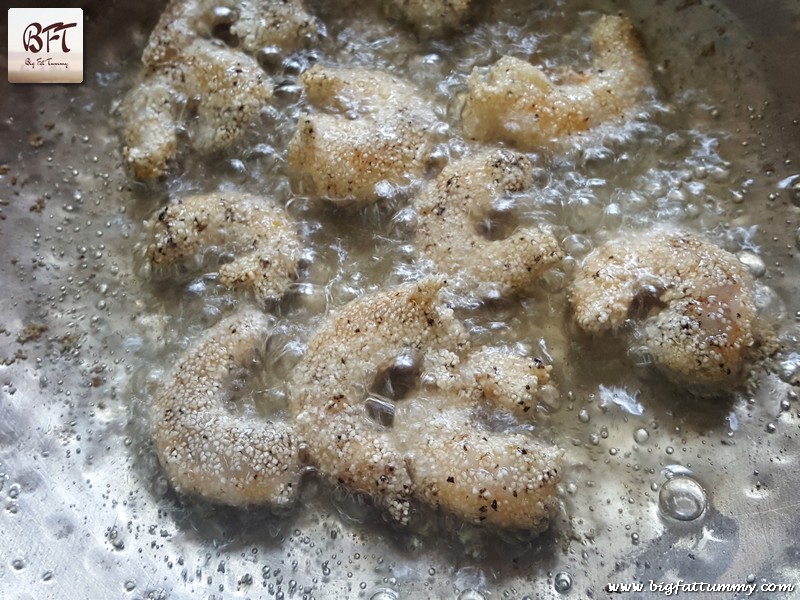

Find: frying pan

[1,1,799,598]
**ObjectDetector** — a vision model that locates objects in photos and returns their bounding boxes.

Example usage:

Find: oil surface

[1,0,799,599]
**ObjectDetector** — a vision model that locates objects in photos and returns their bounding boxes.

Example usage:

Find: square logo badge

[8,8,83,83]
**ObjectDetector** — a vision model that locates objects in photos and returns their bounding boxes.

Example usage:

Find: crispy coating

[413,149,562,296]
[461,15,652,149]
[388,0,473,33]
[571,231,759,386]
[143,0,318,65]
[290,278,562,527]
[288,65,441,203]
[396,401,562,529]
[152,310,302,506]
[119,39,273,179]
[181,42,272,153]
[145,192,303,301]
[232,0,318,53]
[464,348,554,420]
[289,278,465,523]
[120,0,318,179]
[118,69,180,181]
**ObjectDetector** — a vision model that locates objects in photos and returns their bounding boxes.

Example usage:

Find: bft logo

[8,8,84,83]
[23,21,78,54]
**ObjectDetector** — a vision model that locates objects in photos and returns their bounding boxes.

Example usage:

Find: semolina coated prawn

[288,65,442,204]
[290,277,563,527]
[461,15,653,150]
[152,310,303,507]
[119,0,318,179]
[571,231,760,387]
[144,192,303,301]
[413,149,562,297]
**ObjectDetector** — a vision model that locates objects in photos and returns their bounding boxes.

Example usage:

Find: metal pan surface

[1,1,799,598]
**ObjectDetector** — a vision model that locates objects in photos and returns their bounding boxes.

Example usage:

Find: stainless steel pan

[1,1,799,598]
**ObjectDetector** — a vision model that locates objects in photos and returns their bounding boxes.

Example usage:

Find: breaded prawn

[413,149,562,297]
[571,231,759,387]
[144,192,303,301]
[461,15,652,149]
[289,278,466,523]
[143,0,318,65]
[120,0,318,179]
[152,310,302,506]
[290,278,563,528]
[119,39,272,179]
[289,65,442,204]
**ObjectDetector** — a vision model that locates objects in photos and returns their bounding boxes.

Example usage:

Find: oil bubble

[370,589,399,600]
[554,572,572,593]
[562,234,592,258]
[458,590,487,600]
[789,179,800,207]
[633,428,649,444]
[602,203,623,228]
[778,352,800,383]
[737,251,765,278]
[658,475,707,521]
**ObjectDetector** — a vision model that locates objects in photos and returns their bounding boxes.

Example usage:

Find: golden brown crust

[571,231,759,386]
[144,192,303,301]
[288,65,441,203]
[461,15,652,149]
[413,149,563,296]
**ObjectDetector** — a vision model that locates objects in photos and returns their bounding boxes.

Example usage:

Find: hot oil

[52,0,800,597]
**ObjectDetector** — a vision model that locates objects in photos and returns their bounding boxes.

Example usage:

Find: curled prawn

[142,0,319,65]
[144,192,303,301]
[290,277,563,527]
[386,0,474,34]
[461,15,653,149]
[570,231,760,387]
[413,149,562,297]
[119,39,272,180]
[118,0,318,179]
[152,310,302,506]
[288,65,442,204]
